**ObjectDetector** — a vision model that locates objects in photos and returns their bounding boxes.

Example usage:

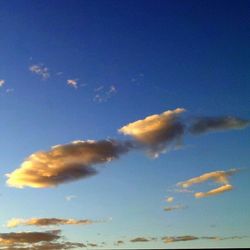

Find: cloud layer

[189,116,250,134]
[6,140,132,188]
[119,108,185,157]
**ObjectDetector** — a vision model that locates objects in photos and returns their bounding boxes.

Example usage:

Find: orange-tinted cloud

[6,140,132,188]
[195,184,233,198]
[119,108,185,157]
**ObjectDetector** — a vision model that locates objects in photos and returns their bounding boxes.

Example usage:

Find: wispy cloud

[164,204,187,212]
[177,169,240,199]
[189,116,250,134]
[0,79,5,87]
[177,169,239,188]
[67,79,78,89]
[29,64,50,80]
[7,217,96,228]
[130,237,152,243]
[93,85,117,103]
[6,140,133,188]
[195,184,233,198]
[162,235,199,243]
[65,195,77,201]
[119,108,186,157]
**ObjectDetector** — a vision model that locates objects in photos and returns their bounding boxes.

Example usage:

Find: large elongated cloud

[195,184,233,198]
[6,140,132,188]
[7,218,96,228]
[119,108,186,157]
[189,116,250,134]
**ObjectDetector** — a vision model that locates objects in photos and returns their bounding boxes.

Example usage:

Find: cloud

[177,169,239,188]
[189,116,250,134]
[67,79,78,88]
[93,85,117,103]
[130,237,151,242]
[87,243,98,247]
[163,204,187,212]
[166,197,174,203]
[65,195,77,201]
[119,108,186,157]
[195,184,233,198]
[6,139,133,188]
[162,235,199,243]
[29,64,50,80]
[7,218,96,228]
[0,230,60,245]
[0,230,86,249]
[0,79,5,87]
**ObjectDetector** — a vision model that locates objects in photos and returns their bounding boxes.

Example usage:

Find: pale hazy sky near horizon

[0,0,250,249]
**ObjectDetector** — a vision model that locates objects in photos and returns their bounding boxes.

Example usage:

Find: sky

[0,0,250,249]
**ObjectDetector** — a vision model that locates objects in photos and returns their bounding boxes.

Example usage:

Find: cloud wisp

[119,108,186,157]
[29,64,50,80]
[163,204,187,212]
[67,79,78,89]
[189,116,250,135]
[6,139,133,188]
[7,218,97,228]
[0,79,5,87]
[94,85,117,103]
[177,169,240,198]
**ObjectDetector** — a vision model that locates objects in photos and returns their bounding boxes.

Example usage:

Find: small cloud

[177,169,239,188]
[6,88,14,93]
[195,184,233,198]
[93,85,117,103]
[119,108,185,157]
[67,79,78,89]
[189,116,250,134]
[29,64,50,80]
[87,243,98,247]
[0,79,5,87]
[65,195,77,201]
[166,197,174,203]
[7,217,96,228]
[130,237,151,243]
[164,204,187,212]
[56,72,63,76]
[162,235,199,243]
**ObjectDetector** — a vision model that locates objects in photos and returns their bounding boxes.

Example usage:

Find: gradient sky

[0,0,250,249]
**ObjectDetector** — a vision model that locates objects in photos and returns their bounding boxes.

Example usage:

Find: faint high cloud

[189,116,250,134]
[7,217,95,228]
[29,64,50,80]
[119,108,186,157]
[164,204,187,212]
[0,79,5,87]
[177,169,240,198]
[6,139,133,188]
[67,79,78,89]
[195,184,233,198]
[93,85,117,103]
[65,195,77,201]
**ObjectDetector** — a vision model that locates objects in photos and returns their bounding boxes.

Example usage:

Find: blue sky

[0,0,249,249]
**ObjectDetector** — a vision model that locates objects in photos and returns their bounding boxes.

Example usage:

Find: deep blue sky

[0,0,249,249]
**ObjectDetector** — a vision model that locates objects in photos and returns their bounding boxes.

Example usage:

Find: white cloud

[0,79,5,87]
[29,64,50,80]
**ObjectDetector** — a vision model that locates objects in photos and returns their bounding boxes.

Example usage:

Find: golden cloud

[6,140,132,188]
[7,218,96,228]
[195,184,233,198]
[119,108,185,157]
